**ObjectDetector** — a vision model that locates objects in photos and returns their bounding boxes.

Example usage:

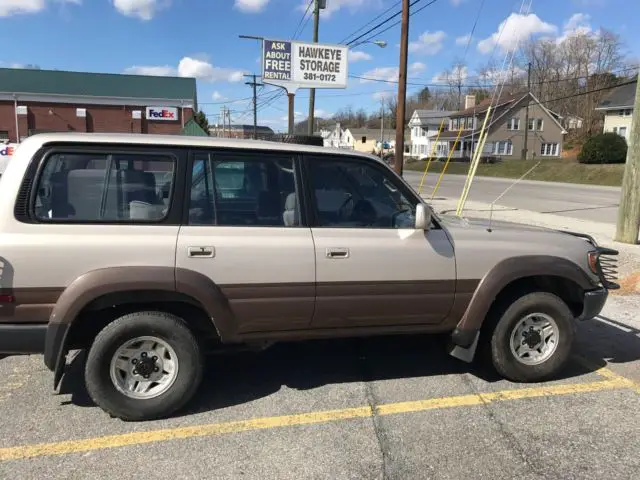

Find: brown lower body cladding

[0,279,480,339]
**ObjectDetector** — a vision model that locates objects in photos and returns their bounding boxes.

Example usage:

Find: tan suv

[0,133,618,421]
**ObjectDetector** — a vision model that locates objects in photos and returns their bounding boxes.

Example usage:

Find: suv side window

[33,152,175,222]
[307,156,417,228]
[188,152,299,227]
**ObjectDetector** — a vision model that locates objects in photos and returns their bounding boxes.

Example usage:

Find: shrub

[578,133,628,164]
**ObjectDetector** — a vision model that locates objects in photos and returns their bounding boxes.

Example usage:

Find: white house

[595,80,637,143]
[320,123,351,149]
[408,109,455,158]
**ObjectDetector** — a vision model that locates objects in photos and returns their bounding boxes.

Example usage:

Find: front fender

[451,255,597,348]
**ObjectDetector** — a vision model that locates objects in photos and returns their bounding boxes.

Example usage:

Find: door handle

[326,247,350,259]
[188,246,215,258]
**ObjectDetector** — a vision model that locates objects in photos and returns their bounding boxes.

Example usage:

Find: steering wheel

[337,194,354,220]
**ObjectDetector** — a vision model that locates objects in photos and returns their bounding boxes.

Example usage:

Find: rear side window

[188,152,298,227]
[33,152,175,222]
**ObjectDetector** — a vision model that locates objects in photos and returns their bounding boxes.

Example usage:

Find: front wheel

[84,311,204,421]
[490,292,575,382]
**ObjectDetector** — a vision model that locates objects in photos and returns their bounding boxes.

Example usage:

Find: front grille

[596,248,619,290]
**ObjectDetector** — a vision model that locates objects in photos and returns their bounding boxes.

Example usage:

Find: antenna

[487,161,541,232]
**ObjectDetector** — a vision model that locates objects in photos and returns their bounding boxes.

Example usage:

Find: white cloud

[373,90,395,102]
[455,33,472,46]
[212,91,227,101]
[348,51,373,62]
[477,13,557,54]
[557,13,592,42]
[359,67,399,84]
[315,109,333,118]
[112,0,169,21]
[408,31,447,55]
[409,62,426,74]
[431,65,469,84]
[178,57,244,82]
[123,57,244,83]
[234,0,269,13]
[0,0,80,17]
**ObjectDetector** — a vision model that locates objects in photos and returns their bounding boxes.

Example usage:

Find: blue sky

[1,0,638,132]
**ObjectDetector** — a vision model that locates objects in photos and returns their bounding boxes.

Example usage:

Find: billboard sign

[262,39,348,92]
[146,107,179,121]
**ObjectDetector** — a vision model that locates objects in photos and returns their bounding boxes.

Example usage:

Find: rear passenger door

[175,150,316,334]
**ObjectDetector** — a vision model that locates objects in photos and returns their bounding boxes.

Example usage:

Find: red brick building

[0,67,198,143]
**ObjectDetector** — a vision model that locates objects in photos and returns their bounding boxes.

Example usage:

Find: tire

[489,292,575,382]
[84,311,204,421]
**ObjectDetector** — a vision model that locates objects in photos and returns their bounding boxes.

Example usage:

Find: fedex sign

[146,107,179,121]
[0,143,17,175]
[0,145,15,157]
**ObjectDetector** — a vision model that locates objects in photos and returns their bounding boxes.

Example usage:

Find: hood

[438,214,558,234]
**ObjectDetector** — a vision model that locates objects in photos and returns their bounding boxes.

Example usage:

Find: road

[403,172,621,224]
[1,295,638,479]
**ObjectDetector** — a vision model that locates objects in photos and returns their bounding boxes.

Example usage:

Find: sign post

[262,38,348,134]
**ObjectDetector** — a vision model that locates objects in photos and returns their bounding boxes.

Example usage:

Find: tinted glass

[34,152,175,222]
[188,153,298,227]
[308,157,417,228]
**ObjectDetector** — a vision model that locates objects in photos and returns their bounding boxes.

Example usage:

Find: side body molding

[451,255,598,348]
[44,266,239,387]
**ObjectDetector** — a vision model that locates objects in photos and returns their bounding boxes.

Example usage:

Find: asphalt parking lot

[1,296,639,480]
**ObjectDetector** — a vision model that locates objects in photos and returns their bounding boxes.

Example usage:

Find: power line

[339,1,401,44]
[346,0,428,46]
[292,0,313,40]
[352,0,441,47]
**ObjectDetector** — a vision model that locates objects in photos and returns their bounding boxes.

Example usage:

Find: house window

[620,109,632,116]
[495,141,513,155]
[528,118,544,131]
[618,127,627,138]
[507,118,520,130]
[540,143,559,156]
[361,136,366,143]
[536,119,543,131]
[0,131,9,140]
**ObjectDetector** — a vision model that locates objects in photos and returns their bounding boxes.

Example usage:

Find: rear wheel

[490,292,575,382]
[84,311,203,421]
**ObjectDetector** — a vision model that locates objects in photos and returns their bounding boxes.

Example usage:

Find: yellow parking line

[0,378,628,463]
[574,356,640,394]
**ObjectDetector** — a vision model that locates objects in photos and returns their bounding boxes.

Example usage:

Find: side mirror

[415,203,432,230]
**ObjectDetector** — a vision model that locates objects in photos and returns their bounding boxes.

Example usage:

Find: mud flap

[448,331,479,363]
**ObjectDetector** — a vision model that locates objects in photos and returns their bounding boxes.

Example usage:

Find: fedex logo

[146,106,178,121]
[149,109,175,119]
[0,146,15,157]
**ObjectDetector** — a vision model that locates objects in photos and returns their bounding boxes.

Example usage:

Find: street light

[350,39,388,48]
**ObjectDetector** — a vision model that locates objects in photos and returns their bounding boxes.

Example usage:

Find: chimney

[465,95,476,110]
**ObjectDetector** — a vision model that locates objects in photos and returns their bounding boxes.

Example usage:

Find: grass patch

[404,159,624,186]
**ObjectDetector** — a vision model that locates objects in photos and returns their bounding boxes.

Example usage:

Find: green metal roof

[180,118,209,137]
[0,67,197,102]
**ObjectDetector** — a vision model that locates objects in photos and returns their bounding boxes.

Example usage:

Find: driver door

[306,154,456,329]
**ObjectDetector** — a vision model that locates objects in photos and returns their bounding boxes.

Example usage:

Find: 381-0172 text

[303,72,337,82]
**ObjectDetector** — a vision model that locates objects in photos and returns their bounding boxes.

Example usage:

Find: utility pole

[522,62,532,160]
[380,101,384,158]
[288,93,295,135]
[244,73,264,139]
[307,0,321,136]
[220,106,226,138]
[615,75,640,244]
[394,0,410,176]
